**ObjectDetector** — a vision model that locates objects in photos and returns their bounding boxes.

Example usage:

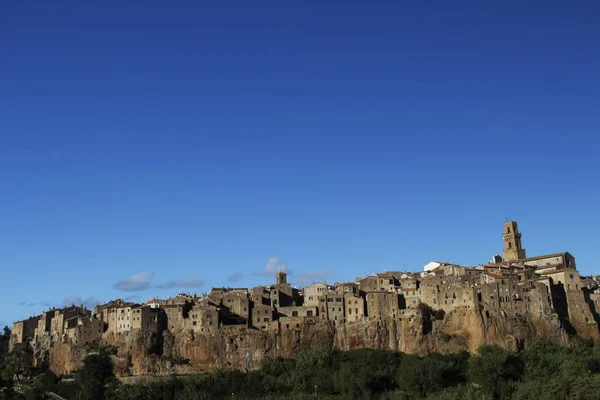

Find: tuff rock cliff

[42,305,594,376]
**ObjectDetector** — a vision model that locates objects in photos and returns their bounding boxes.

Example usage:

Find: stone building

[221,291,250,323]
[420,275,477,312]
[502,221,527,261]
[189,304,219,335]
[12,316,39,345]
[252,304,274,330]
[375,273,400,292]
[304,282,330,306]
[50,306,91,338]
[269,272,300,308]
[336,283,358,296]
[356,276,378,294]
[318,292,345,322]
[36,310,57,339]
[250,286,271,306]
[344,294,365,323]
[366,291,400,320]
[541,269,596,331]
[114,304,139,334]
[130,305,165,333]
[94,300,137,335]
[64,316,104,347]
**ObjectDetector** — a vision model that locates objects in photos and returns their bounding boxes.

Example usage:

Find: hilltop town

[10,222,600,374]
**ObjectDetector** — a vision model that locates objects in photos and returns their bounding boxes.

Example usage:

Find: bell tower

[502,221,526,261]
[276,271,287,285]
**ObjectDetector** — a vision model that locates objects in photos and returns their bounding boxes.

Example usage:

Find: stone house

[94,300,137,335]
[221,292,250,323]
[35,310,57,339]
[420,275,477,312]
[250,286,270,306]
[269,272,300,308]
[189,304,219,336]
[366,291,400,320]
[12,316,39,345]
[164,303,189,333]
[400,277,420,308]
[336,283,358,296]
[114,304,139,334]
[130,305,165,333]
[64,316,104,347]
[344,294,365,323]
[318,293,345,322]
[50,306,91,338]
[252,304,274,330]
[304,282,330,306]
[356,276,378,294]
[375,273,400,292]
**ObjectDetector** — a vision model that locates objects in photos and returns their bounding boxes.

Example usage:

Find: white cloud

[17,301,51,307]
[114,271,155,291]
[124,295,143,303]
[155,278,205,289]
[62,296,102,310]
[228,273,244,282]
[292,270,331,286]
[255,257,290,276]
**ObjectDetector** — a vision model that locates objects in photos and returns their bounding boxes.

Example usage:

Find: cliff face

[44,306,595,376]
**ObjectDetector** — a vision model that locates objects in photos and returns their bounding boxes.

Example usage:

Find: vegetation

[3,338,600,399]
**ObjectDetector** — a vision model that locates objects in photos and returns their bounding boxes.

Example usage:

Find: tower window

[507,227,511,233]
[509,242,512,250]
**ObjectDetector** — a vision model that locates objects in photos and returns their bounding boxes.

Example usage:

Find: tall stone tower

[276,271,287,285]
[502,221,526,261]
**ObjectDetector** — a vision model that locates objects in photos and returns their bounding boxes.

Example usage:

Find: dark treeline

[2,332,600,400]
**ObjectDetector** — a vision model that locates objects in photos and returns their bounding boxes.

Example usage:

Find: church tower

[502,221,526,261]
[276,271,287,285]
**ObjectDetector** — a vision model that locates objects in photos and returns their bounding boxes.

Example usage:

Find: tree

[74,350,114,400]
[0,343,33,382]
[468,345,523,400]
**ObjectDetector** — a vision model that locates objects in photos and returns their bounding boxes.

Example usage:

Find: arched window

[509,242,512,250]
[507,227,511,233]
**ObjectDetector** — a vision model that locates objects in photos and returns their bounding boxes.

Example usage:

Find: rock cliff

[44,306,596,376]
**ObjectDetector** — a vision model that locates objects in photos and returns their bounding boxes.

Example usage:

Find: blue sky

[1,1,599,325]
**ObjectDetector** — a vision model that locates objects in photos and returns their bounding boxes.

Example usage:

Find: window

[292,311,298,317]
[193,321,197,326]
